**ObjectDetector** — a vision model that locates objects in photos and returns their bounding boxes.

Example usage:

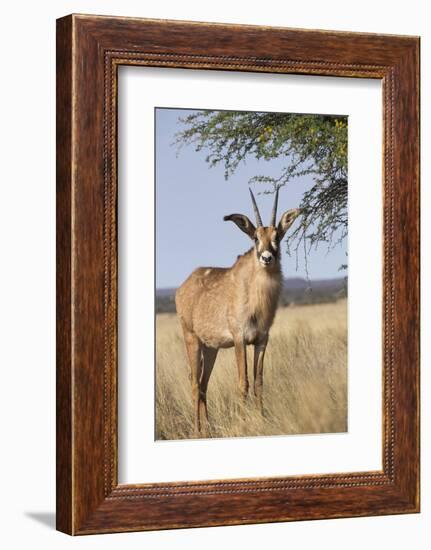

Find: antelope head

[223,187,301,268]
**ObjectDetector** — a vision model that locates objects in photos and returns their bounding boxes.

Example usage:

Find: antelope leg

[199,346,218,436]
[234,339,249,404]
[184,331,203,436]
[253,340,267,415]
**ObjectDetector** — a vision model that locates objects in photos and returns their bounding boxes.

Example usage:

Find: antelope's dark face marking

[254,227,279,268]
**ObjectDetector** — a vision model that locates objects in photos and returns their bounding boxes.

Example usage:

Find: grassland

[155,299,347,440]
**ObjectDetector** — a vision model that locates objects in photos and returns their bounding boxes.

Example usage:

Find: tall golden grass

[156,299,347,440]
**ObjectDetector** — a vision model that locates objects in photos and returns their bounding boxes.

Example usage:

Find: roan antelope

[175,187,301,436]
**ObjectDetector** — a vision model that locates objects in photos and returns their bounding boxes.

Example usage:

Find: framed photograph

[56,14,420,535]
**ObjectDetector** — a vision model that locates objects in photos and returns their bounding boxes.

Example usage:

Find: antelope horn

[249,188,263,227]
[270,185,280,227]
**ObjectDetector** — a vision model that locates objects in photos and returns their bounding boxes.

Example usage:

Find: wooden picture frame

[56,14,420,535]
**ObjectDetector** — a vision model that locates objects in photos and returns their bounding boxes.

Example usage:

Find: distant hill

[280,277,346,290]
[156,287,177,298]
[278,277,347,307]
[155,277,347,314]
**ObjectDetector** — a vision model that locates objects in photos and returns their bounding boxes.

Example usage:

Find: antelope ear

[223,214,256,239]
[277,208,301,240]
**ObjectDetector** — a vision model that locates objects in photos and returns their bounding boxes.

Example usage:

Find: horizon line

[156,274,348,291]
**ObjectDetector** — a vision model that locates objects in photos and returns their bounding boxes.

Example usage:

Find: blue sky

[155,108,347,289]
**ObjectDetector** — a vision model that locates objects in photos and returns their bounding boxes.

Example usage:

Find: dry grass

[156,300,347,440]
